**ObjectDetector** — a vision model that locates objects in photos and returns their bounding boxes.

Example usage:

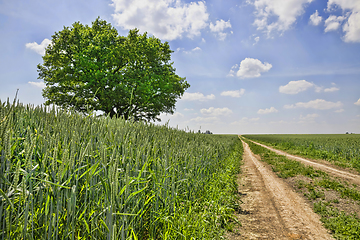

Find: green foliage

[38,17,190,121]
[314,202,360,239]
[317,179,360,202]
[243,134,360,171]
[0,100,242,239]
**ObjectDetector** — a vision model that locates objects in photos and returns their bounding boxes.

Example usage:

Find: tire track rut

[230,140,332,239]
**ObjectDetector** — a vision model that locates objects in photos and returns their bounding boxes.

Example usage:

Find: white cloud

[184,46,202,54]
[190,116,219,123]
[300,113,319,120]
[327,0,360,42]
[172,112,184,118]
[184,108,194,111]
[253,36,260,45]
[284,104,295,109]
[181,92,215,101]
[220,89,245,98]
[334,109,344,113]
[249,117,260,121]
[200,107,233,116]
[230,58,272,78]
[248,0,314,36]
[227,64,238,77]
[209,19,232,40]
[279,80,340,94]
[279,80,314,94]
[355,98,360,106]
[324,87,339,92]
[257,107,278,114]
[343,10,360,42]
[25,38,51,55]
[111,0,209,41]
[284,99,343,110]
[315,86,324,93]
[324,15,346,32]
[28,81,46,88]
[309,10,322,26]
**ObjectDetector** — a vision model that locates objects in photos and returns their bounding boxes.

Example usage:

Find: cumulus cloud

[184,46,202,54]
[227,64,238,77]
[248,0,313,36]
[229,58,272,78]
[334,109,344,113]
[324,87,339,92]
[279,80,314,94]
[257,107,278,114]
[190,116,219,123]
[253,36,260,45]
[181,92,215,101]
[279,80,340,94]
[200,107,233,116]
[300,113,319,120]
[111,0,209,41]
[28,81,46,88]
[309,10,322,26]
[209,19,232,40]
[314,86,324,93]
[284,99,343,110]
[324,15,346,32]
[343,10,360,42]
[220,89,245,98]
[172,112,184,118]
[25,38,51,55]
[355,98,360,106]
[327,0,360,42]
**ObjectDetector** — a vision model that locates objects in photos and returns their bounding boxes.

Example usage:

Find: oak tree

[38,18,189,121]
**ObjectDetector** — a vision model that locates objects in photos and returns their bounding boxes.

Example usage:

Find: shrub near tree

[38,18,189,121]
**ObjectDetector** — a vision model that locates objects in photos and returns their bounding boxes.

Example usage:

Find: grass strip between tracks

[243,134,360,172]
[242,137,360,239]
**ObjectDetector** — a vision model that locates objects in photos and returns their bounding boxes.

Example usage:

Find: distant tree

[38,18,189,121]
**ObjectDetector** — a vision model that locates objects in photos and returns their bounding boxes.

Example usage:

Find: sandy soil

[228,140,333,240]
[249,139,360,186]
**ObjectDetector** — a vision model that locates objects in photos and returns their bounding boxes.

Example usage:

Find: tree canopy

[38,18,189,121]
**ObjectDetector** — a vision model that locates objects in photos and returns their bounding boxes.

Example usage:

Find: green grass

[0,99,243,239]
[243,138,360,239]
[243,134,360,171]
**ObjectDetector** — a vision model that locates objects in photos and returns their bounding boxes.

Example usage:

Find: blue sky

[0,0,359,134]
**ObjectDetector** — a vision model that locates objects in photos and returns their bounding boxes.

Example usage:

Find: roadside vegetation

[0,99,243,239]
[242,137,360,239]
[243,134,360,171]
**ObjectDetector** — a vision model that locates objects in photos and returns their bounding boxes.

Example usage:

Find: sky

[0,0,359,134]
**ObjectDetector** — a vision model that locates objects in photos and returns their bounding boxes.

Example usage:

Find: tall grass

[0,99,242,239]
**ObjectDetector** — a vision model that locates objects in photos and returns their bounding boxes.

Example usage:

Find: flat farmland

[243,134,360,171]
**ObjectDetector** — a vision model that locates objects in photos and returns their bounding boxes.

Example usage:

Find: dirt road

[229,140,332,239]
[248,139,360,185]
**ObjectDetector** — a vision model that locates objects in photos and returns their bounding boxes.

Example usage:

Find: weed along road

[247,139,360,186]
[229,140,332,239]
